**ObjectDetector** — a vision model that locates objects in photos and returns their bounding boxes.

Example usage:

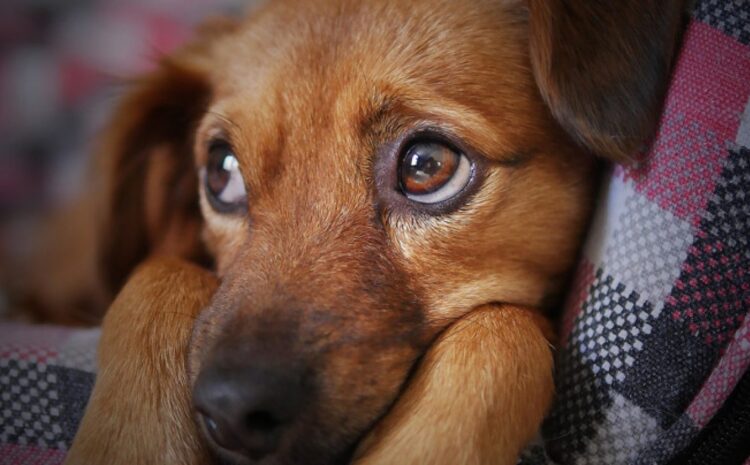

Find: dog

[7,0,686,464]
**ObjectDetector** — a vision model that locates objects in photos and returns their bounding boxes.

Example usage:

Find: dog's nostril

[193,361,310,460]
[199,412,242,452]
[244,410,279,432]
[204,414,219,435]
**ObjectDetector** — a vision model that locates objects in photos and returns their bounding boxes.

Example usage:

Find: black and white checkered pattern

[695,0,750,45]
[0,355,67,450]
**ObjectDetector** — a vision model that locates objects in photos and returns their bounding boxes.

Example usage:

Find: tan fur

[65,258,216,465]
[11,0,686,463]
[66,261,553,465]
[354,305,554,465]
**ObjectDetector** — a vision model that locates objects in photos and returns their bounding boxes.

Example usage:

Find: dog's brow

[357,95,398,137]
[206,110,241,132]
[358,94,523,164]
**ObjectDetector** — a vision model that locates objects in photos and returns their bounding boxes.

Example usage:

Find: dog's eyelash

[206,135,234,152]
[206,110,241,132]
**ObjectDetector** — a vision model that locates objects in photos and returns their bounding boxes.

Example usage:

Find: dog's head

[97,1,683,463]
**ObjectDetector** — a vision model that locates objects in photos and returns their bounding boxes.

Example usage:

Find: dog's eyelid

[206,137,232,153]
[195,109,241,153]
[490,150,536,167]
[203,122,235,146]
[204,109,241,133]
[400,125,489,165]
[400,118,538,171]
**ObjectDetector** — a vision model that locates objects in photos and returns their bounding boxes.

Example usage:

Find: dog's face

[189,2,592,462]
[96,0,683,463]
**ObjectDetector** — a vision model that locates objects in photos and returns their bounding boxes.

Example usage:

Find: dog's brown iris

[399,142,460,196]
[205,141,247,212]
[206,144,230,195]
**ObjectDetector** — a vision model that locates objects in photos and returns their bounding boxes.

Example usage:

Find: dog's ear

[97,19,236,295]
[528,0,684,161]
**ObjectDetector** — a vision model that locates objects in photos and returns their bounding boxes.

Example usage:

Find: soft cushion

[523,1,750,463]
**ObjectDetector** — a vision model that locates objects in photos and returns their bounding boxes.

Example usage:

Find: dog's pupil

[401,142,458,194]
[413,154,439,176]
[206,144,232,196]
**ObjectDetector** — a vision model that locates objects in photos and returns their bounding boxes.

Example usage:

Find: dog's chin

[199,414,368,465]
[206,441,356,465]
[208,450,350,465]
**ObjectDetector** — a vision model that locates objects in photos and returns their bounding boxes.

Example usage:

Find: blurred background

[0,0,253,318]
[0,0,248,218]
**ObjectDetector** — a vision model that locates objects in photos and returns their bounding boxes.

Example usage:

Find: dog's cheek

[388,154,596,320]
[198,195,249,276]
[304,342,422,452]
[186,295,232,384]
[381,173,508,319]
[290,275,430,455]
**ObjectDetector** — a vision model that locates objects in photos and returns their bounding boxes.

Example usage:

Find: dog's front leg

[64,258,216,465]
[354,305,554,465]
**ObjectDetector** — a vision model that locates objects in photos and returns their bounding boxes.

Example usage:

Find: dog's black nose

[192,362,308,460]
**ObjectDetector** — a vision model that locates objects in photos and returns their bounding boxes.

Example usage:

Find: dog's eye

[204,141,247,212]
[398,142,472,204]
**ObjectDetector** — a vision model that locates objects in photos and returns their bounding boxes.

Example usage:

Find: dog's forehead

[213,0,535,161]
[218,0,527,67]
[210,0,533,131]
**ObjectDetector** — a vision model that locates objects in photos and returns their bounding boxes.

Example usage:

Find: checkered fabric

[0,324,98,465]
[521,1,750,463]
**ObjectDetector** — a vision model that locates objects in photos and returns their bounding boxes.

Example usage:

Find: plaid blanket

[522,1,750,464]
[0,325,99,464]
[1,0,749,464]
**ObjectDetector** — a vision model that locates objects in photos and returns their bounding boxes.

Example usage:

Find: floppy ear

[528,0,685,161]
[97,19,236,295]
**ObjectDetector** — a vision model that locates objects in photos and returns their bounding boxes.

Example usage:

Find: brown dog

[21,0,684,464]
